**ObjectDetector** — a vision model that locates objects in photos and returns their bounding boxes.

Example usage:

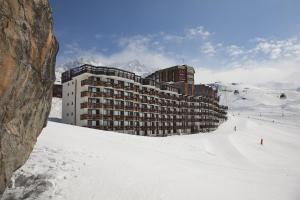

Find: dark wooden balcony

[114,105,124,109]
[115,116,124,121]
[103,93,114,98]
[125,96,134,101]
[114,94,124,99]
[80,114,102,120]
[81,91,103,98]
[125,106,134,110]
[114,84,124,89]
[125,86,134,91]
[80,102,103,109]
[103,115,113,120]
[103,104,114,109]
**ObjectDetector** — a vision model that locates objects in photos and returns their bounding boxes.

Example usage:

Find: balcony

[141,108,149,112]
[103,93,114,98]
[80,114,102,120]
[149,100,157,104]
[114,84,124,89]
[125,106,134,110]
[81,80,106,87]
[125,96,134,101]
[125,116,135,121]
[103,114,113,120]
[81,91,102,98]
[115,116,124,121]
[141,90,150,95]
[125,86,134,91]
[80,102,102,109]
[103,104,114,109]
[125,126,135,130]
[114,105,124,109]
[114,94,124,99]
[141,99,148,103]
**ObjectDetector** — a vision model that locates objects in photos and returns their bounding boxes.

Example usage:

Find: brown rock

[0,0,58,194]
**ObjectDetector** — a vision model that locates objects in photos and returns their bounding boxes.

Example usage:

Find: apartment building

[146,65,195,96]
[62,64,228,136]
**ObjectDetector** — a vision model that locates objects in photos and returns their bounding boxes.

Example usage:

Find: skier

[260,138,263,145]
[234,126,237,132]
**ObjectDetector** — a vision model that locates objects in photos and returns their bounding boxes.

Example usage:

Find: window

[66,113,69,117]
[89,98,96,104]
[114,110,121,115]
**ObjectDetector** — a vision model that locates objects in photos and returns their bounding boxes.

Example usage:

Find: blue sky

[50,0,300,84]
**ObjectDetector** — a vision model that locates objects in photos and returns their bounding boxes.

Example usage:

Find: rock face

[0,0,58,194]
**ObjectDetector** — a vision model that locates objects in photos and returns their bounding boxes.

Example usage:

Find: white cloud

[186,26,212,39]
[161,26,212,43]
[201,42,217,55]
[252,38,300,59]
[59,30,300,86]
[60,36,178,68]
[226,45,244,57]
[194,59,300,86]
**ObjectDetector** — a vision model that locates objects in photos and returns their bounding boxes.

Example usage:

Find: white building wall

[62,80,76,125]
[74,73,90,127]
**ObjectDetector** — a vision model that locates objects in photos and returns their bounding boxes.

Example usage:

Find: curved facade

[62,64,228,136]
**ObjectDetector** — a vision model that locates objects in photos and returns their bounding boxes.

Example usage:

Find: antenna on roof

[181,58,185,64]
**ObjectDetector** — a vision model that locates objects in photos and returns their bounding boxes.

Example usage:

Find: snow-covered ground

[218,82,300,125]
[2,83,300,200]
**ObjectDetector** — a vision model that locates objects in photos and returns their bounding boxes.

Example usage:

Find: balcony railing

[81,102,102,109]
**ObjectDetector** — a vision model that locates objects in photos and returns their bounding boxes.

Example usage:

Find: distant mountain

[108,59,158,77]
[55,58,159,83]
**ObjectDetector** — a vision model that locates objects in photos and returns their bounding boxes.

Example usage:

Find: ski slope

[218,82,300,125]
[2,83,300,200]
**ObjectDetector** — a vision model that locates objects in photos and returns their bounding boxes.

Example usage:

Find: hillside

[217,82,300,125]
[2,82,300,200]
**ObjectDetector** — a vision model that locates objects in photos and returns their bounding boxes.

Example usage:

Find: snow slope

[2,82,300,200]
[2,116,300,200]
[217,82,300,125]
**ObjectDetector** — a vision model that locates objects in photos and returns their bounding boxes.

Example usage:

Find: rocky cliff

[0,0,58,194]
